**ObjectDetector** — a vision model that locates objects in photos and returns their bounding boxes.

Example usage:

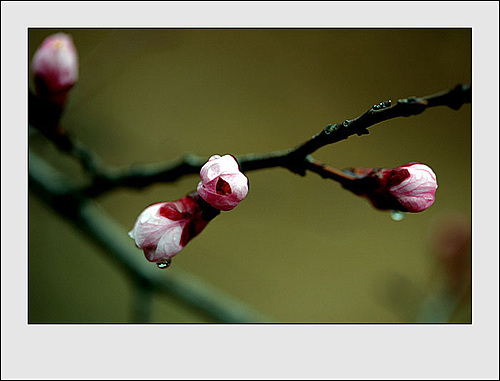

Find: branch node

[396,97,428,116]
[355,128,370,136]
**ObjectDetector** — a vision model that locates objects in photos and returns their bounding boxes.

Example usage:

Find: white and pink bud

[386,162,438,212]
[197,155,249,211]
[31,33,79,106]
[129,193,219,265]
[344,162,438,213]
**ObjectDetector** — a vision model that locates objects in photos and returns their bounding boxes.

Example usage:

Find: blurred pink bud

[429,213,471,293]
[129,193,219,264]
[345,162,438,212]
[197,155,249,211]
[31,33,79,106]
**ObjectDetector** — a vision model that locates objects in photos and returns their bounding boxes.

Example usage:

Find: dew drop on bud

[390,210,405,221]
[156,259,172,269]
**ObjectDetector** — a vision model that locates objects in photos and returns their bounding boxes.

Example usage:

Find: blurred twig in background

[29,148,273,323]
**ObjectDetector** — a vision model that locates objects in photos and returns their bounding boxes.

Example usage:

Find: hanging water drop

[156,259,172,269]
[390,210,405,221]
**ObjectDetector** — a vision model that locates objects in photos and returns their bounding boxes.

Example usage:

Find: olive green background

[28,28,472,323]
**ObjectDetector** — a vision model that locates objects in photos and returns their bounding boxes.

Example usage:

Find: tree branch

[29,149,274,323]
[31,84,470,198]
[284,83,471,174]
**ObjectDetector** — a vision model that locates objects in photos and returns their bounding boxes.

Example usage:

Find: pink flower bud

[387,163,438,212]
[344,162,438,213]
[31,33,79,106]
[197,155,249,211]
[129,193,219,264]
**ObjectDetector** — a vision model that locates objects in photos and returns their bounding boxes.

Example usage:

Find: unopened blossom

[345,162,438,213]
[387,162,438,212]
[129,193,219,264]
[197,155,249,211]
[31,33,79,106]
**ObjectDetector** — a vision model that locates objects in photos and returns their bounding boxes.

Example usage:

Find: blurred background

[28,28,471,323]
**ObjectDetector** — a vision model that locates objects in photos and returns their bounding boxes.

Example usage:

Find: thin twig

[303,156,359,185]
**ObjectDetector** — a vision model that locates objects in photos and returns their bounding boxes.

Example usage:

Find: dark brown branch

[31,84,471,198]
[284,84,471,174]
[80,150,294,198]
[81,153,205,198]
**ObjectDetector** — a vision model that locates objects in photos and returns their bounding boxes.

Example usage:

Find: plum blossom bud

[31,33,79,106]
[129,193,219,265]
[197,155,249,211]
[344,162,438,213]
[387,163,438,212]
